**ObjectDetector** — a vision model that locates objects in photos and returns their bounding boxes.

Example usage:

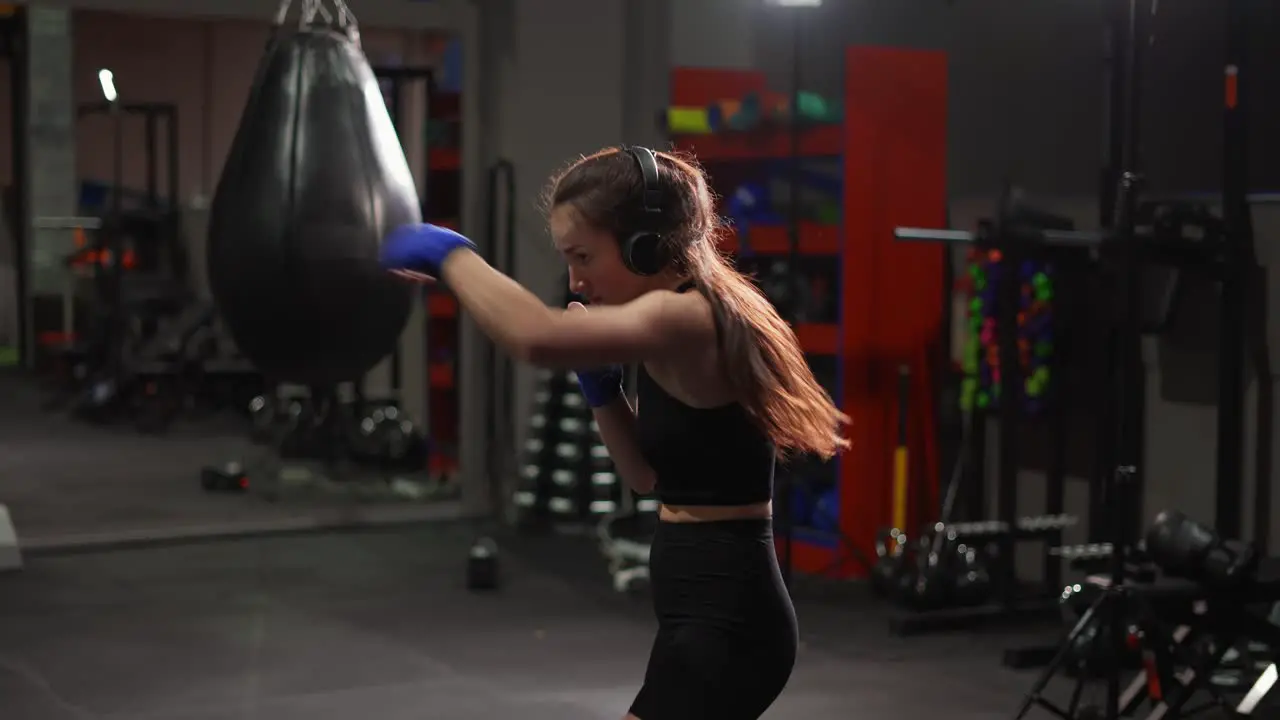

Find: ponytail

[690,241,850,459]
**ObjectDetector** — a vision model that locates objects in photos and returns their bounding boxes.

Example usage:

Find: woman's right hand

[567,302,623,407]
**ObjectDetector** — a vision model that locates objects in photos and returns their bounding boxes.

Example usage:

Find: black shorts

[629,518,797,720]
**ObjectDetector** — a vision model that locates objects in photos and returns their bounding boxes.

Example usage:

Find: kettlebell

[466,537,500,591]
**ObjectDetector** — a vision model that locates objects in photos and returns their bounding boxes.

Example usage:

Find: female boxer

[381,146,848,720]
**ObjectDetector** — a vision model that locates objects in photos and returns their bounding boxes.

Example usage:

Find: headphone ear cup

[624,232,664,276]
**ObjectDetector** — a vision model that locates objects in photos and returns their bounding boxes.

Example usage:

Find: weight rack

[887,512,1077,636]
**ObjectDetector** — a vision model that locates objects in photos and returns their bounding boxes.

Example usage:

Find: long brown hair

[546,147,849,459]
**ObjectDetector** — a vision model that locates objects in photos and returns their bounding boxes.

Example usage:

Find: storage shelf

[795,323,838,355]
[668,55,948,581]
[424,83,463,475]
[427,293,457,318]
[429,147,460,171]
[429,362,454,390]
[671,124,841,162]
[720,222,840,255]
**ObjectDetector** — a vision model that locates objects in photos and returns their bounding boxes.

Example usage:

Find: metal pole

[1215,0,1249,539]
[780,6,803,589]
[144,109,158,207]
[9,10,31,367]
[108,92,125,378]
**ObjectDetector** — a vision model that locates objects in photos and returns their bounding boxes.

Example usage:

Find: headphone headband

[627,146,662,217]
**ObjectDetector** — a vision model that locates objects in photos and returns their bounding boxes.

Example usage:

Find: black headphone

[620,145,667,276]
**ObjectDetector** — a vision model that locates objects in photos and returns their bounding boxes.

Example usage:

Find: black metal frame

[2,9,28,366]
[371,65,435,398]
[74,101,182,380]
[1216,0,1250,542]
[889,0,1271,651]
[1017,0,1258,717]
[77,102,180,218]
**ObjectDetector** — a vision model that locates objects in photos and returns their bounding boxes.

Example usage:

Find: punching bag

[207,4,418,385]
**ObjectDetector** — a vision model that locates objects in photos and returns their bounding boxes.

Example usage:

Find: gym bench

[1070,561,1280,719]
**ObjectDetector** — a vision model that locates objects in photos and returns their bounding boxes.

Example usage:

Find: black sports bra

[633,283,776,506]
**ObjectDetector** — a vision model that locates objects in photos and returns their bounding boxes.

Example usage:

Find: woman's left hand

[381,223,477,277]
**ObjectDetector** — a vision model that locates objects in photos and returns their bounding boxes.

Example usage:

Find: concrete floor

[0,371,457,551]
[0,371,1103,719]
[0,523,1051,720]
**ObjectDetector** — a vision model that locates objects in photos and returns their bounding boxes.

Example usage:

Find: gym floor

[0,371,458,550]
[1,524,1050,720]
[1,369,1059,719]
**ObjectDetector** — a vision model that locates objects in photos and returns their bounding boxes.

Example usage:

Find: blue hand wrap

[575,366,623,408]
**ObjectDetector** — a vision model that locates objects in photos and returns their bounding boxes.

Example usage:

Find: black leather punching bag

[207,15,418,385]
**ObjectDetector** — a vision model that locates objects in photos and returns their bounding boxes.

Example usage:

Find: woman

[382,146,848,720]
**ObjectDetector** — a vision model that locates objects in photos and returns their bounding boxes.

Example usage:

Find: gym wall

[69,12,443,208]
[753,0,1280,198]
[677,1,1280,564]
[473,0,669,512]
[9,0,1280,537]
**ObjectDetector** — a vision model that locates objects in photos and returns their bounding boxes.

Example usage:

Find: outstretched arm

[440,249,712,368]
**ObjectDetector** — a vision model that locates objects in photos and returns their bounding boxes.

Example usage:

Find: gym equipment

[38,217,229,430]
[248,393,280,443]
[706,98,750,132]
[871,527,908,596]
[1002,0,1264,700]
[200,381,435,503]
[350,398,430,473]
[207,0,418,385]
[890,514,1076,614]
[511,272,627,528]
[483,160,519,522]
[1145,510,1258,589]
[961,249,1056,415]
[39,91,239,431]
[466,537,499,591]
[891,366,911,535]
[511,369,622,525]
[781,91,841,124]
[200,462,250,493]
[76,101,185,283]
[664,107,712,134]
[1018,513,1280,720]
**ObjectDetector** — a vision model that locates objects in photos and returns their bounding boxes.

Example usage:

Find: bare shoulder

[631,288,716,346]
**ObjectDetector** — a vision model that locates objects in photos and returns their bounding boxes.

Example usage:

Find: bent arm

[441,249,713,368]
[592,394,655,495]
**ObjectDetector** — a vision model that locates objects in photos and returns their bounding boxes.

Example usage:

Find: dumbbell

[590,471,620,515]
[382,418,428,471]
[547,465,579,517]
[511,462,543,511]
[248,395,278,443]
[871,527,908,597]
[466,537,499,591]
[943,513,1080,539]
[1051,543,1114,561]
[945,520,1008,538]
[545,442,591,516]
[1018,513,1078,532]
